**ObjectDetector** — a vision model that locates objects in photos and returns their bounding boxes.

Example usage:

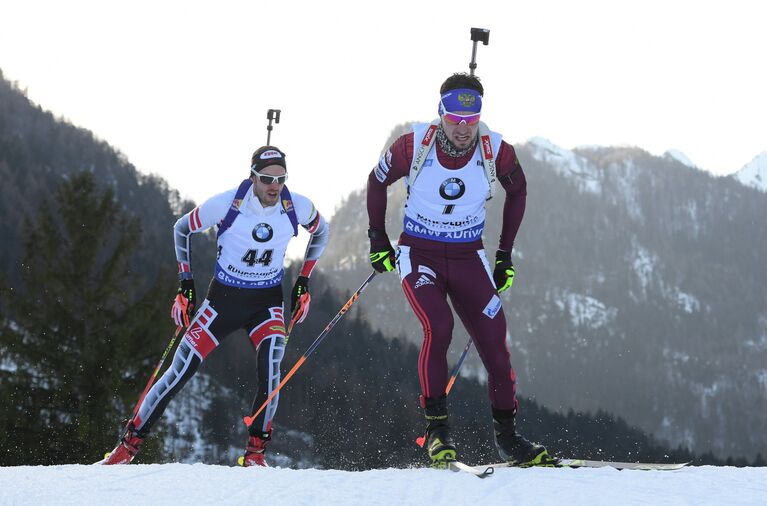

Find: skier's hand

[368,229,396,273]
[493,250,515,293]
[290,275,311,324]
[171,278,196,327]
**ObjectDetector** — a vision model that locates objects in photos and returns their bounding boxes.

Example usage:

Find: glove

[368,229,396,273]
[493,250,515,293]
[290,276,311,324]
[171,278,196,327]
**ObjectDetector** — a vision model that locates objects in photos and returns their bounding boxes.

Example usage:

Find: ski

[448,460,494,478]
[558,459,689,471]
[468,459,689,472]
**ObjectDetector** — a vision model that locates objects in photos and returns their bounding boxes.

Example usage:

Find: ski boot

[493,407,557,467]
[239,429,271,467]
[99,421,144,465]
[423,395,457,469]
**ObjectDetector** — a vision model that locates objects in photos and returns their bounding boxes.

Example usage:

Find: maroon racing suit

[367,128,527,411]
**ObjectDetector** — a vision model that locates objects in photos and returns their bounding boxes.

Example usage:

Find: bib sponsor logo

[216,266,283,288]
[404,217,484,242]
[481,135,493,159]
[439,178,466,201]
[482,295,502,319]
[422,125,437,146]
[252,223,274,242]
[423,159,433,168]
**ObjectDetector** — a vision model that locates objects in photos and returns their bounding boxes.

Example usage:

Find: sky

[1,0,765,218]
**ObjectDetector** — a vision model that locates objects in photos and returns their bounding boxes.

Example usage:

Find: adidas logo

[414,274,434,289]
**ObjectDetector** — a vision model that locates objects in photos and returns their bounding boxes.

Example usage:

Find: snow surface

[734,151,767,192]
[1,464,766,505]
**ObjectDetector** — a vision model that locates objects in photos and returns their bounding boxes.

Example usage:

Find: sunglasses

[251,169,288,185]
[441,110,481,126]
[439,98,481,125]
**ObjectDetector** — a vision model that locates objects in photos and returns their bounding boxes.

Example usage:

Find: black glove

[493,250,515,293]
[171,278,196,326]
[290,275,311,324]
[368,229,396,273]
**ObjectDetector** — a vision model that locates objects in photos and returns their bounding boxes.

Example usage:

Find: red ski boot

[98,423,144,465]
[240,431,271,467]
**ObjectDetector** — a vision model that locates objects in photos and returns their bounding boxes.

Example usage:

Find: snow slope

[1,464,765,505]
[734,151,767,192]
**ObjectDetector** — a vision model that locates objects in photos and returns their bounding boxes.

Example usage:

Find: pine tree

[0,172,173,464]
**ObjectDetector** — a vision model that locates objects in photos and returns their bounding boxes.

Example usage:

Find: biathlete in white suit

[101,146,329,466]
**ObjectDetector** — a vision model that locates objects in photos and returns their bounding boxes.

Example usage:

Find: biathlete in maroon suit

[101,146,328,467]
[366,73,555,468]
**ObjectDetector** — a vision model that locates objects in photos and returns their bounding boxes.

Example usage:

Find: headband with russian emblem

[438,88,483,116]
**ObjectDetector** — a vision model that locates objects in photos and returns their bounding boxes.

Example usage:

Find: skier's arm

[366,133,413,245]
[296,198,330,278]
[496,142,527,253]
[173,190,233,279]
[289,196,330,323]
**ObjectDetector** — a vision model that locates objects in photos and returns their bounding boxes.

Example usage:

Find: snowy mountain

[664,149,697,169]
[2,464,766,505]
[323,132,767,462]
[733,151,767,192]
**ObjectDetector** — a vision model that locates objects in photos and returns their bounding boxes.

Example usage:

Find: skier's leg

[241,304,285,467]
[397,245,453,400]
[101,282,245,464]
[101,298,229,464]
[247,306,286,435]
[242,306,286,467]
[448,249,553,466]
[132,298,224,436]
[447,248,516,410]
[397,245,457,466]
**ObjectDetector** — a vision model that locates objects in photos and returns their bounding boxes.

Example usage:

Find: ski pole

[243,271,377,427]
[130,324,185,418]
[469,28,490,76]
[284,292,310,346]
[445,337,473,395]
[416,337,474,447]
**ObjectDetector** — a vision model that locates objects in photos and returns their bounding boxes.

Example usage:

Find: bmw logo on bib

[252,223,273,242]
[439,178,465,200]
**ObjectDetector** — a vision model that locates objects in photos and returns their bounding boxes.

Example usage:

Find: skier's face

[441,115,480,149]
[251,164,287,207]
